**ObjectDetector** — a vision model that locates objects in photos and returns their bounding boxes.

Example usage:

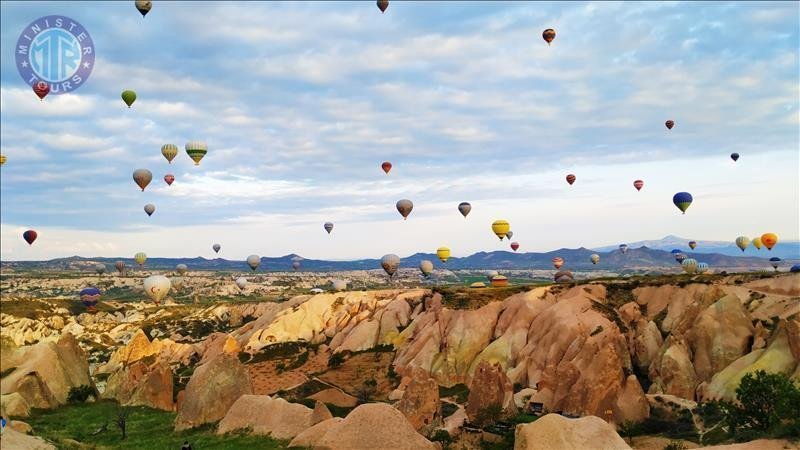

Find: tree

[115,406,132,440]
[733,370,799,432]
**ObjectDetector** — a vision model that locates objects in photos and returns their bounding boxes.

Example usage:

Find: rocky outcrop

[0,333,92,410]
[466,361,516,425]
[688,294,754,382]
[646,394,697,422]
[308,387,358,407]
[613,375,650,424]
[396,368,441,435]
[95,329,196,375]
[0,427,55,450]
[174,354,252,431]
[514,414,631,450]
[217,395,323,439]
[1,393,31,417]
[102,360,173,411]
[287,403,437,449]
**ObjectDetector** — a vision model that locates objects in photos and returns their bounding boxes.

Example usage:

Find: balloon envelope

[688,241,697,250]
[619,244,628,254]
[79,287,101,310]
[161,144,178,163]
[436,247,451,263]
[552,257,564,270]
[324,222,334,234]
[134,252,147,266]
[121,90,137,108]
[213,244,221,253]
[510,242,519,252]
[133,169,153,191]
[752,237,762,250]
[23,230,37,245]
[246,255,261,271]
[292,261,301,271]
[176,264,188,275]
[143,275,171,305]
[381,254,400,277]
[377,0,388,13]
[381,161,392,174]
[590,254,600,265]
[730,153,739,162]
[171,277,184,291]
[236,277,248,290]
[789,264,800,273]
[735,236,750,252]
[458,202,472,218]
[633,180,644,191]
[487,270,499,282]
[185,141,208,165]
[164,174,175,186]
[419,260,434,277]
[144,204,155,216]
[542,28,556,45]
[769,257,781,270]
[505,231,513,239]
[681,258,698,273]
[673,192,693,214]
[115,261,125,274]
[665,120,675,130]
[491,220,510,240]
[33,81,50,100]
[95,264,106,275]
[675,253,687,263]
[566,174,576,185]
[396,199,413,220]
[761,233,778,250]
[135,0,152,16]
[697,262,709,274]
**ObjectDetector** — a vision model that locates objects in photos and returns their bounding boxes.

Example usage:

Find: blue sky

[1,1,798,260]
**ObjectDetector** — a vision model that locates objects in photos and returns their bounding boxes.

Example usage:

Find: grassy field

[26,400,289,449]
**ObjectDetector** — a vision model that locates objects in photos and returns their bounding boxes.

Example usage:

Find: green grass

[26,400,288,449]
[439,384,470,403]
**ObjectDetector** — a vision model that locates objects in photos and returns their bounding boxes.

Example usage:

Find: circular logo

[15,15,95,95]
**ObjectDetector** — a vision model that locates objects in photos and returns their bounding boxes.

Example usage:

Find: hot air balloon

[235,277,248,291]
[79,287,101,312]
[458,202,472,218]
[681,258,698,274]
[134,252,147,266]
[164,174,174,186]
[619,244,629,254]
[769,257,781,271]
[246,255,261,271]
[324,222,334,234]
[292,261,301,271]
[506,231,513,240]
[697,262,709,274]
[510,242,519,252]
[566,174,576,185]
[790,264,800,273]
[381,254,400,279]
[23,230,37,245]
[487,270,499,282]
[542,28,556,45]
[590,254,600,265]
[185,141,207,165]
[95,264,106,276]
[0,155,7,166]
[331,279,347,291]
[143,275,171,305]
[171,277,184,292]
[436,247,451,263]
[396,199,413,220]
[135,0,152,16]
[33,81,50,100]
[673,252,686,264]
[554,271,574,283]
[144,204,155,217]
[761,233,778,251]
[730,153,739,162]
[381,161,392,174]
[213,244,221,253]
[161,144,178,164]
[121,90,137,108]
[552,257,564,270]
[735,236,750,252]
[633,179,644,191]
[665,120,675,130]
[673,192,693,214]
[419,260,434,277]
[492,220,510,240]
[688,241,697,250]
[133,169,153,191]
[377,0,388,13]
[115,261,125,274]
[752,237,762,250]
[671,249,681,254]
[176,264,188,275]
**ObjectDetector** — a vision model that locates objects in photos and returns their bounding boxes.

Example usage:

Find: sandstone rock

[308,387,358,407]
[388,388,405,401]
[174,354,253,431]
[633,320,663,371]
[613,375,650,424]
[198,333,241,365]
[514,414,631,450]
[513,388,537,409]
[396,368,441,435]
[646,394,697,422]
[689,294,754,382]
[311,400,333,424]
[1,393,31,418]
[648,340,698,399]
[0,427,55,450]
[334,319,380,353]
[8,420,32,434]
[466,361,516,425]
[217,395,317,439]
[287,403,438,449]
[442,403,467,436]
[102,360,173,411]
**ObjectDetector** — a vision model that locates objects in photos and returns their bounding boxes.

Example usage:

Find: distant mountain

[0,246,786,273]
[593,235,800,259]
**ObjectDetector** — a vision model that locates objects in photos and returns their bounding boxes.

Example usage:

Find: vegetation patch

[239,341,307,364]
[590,300,629,333]
[439,384,470,404]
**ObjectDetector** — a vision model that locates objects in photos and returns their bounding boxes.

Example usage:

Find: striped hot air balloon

[164,174,175,186]
[566,174,576,185]
[381,254,400,279]
[673,192,693,214]
[161,144,178,163]
[134,252,147,266]
[552,257,564,270]
[633,179,643,191]
[133,169,153,191]
[682,258,698,274]
[185,141,207,165]
[735,236,750,252]
[79,287,102,312]
[542,28,556,45]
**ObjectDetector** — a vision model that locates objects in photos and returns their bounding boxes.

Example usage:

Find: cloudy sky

[1,1,798,261]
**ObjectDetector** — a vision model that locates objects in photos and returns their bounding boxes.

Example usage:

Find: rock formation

[514,414,631,450]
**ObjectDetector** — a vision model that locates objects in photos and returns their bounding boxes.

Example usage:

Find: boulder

[514,388,537,409]
[466,361,516,425]
[0,427,55,449]
[174,354,253,431]
[613,375,650,424]
[287,403,438,449]
[198,333,241,365]
[688,294,754,382]
[308,387,358,407]
[311,400,333,424]
[514,413,631,450]
[648,340,698,400]
[396,368,441,435]
[102,360,173,411]
[8,420,32,434]
[217,395,318,439]
[1,393,31,418]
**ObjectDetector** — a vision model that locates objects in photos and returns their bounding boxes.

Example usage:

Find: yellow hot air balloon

[436,247,451,263]
[760,233,778,251]
[491,220,510,240]
[185,141,207,165]
[0,154,6,166]
[752,237,762,250]
[134,252,147,266]
[161,144,178,163]
[735,236,750,252]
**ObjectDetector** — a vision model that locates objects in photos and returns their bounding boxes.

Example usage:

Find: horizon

[2,2,798,261]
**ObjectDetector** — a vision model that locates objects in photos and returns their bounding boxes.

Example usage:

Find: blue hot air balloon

[730,153,739,162]
[673,192,693,214]
[79,287,102,312]
[671,249,682,254]
[790,264,800,273]
[675,253,687,264]
[769,257,781,271]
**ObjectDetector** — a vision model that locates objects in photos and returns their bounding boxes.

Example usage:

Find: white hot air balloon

[246,255,261,271]
[235,277,248,292]
[143,275,171,305]
[331,279,347,291]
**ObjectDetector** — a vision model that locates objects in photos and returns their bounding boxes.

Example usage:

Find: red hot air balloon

[23,230,38,245]
[164,174,175,186]
[542,28,556,45]
[633,179,644,191]
[510,242,519,252]
[381,161,392,174]
[566,174,576,185]
[665,120,675,130]
[377,0,388,13]
[33,81,50,100]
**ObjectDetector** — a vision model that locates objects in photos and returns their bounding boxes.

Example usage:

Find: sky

[1,1,798,261]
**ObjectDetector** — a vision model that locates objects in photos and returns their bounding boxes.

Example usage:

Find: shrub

[430,429,453,445]
[328,352,345,368]
[473,403,503,427]
[67,385,96,403]
[731,370,799,433]
[590,325,604,336]
[663,441,687,450]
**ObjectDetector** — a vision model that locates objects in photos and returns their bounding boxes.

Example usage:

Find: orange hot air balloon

[552,257,564,270]
[566,174,576,185]
[164,174,175,186]
[381,161,392,174]
[633,179,644,191]
[665,120,675,130]
[761,233,778,251]
[542,28,556,45]
[33,81,50,100]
